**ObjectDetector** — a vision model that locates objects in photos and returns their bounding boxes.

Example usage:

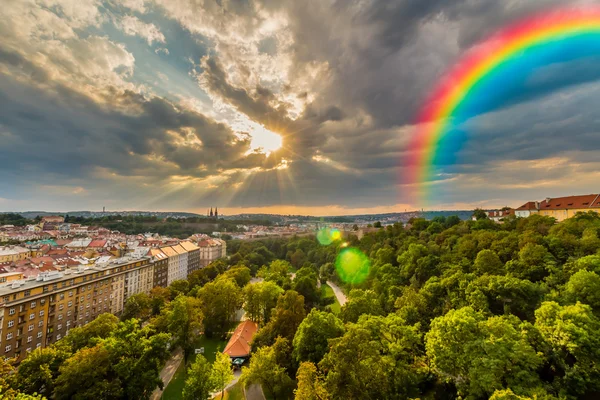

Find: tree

[169,280,191,298]
[292,267,321,309]
[352,224,359,231]
[183,355,215,400]
[0,357,43,400]
[534,301,600,398]
[211,352,234,399]
[292,310,344,364]
[103,320,171,399]
[425,307,542,398]
[241,346,293,400]
[339,289,384,323]
[373,221,382,228]
[222,265,252,288]
[253,290,306,348]
[295,362,329,400]
[121,292,151,321]
[63,313,119,352]
[197,278,243,338]
[320,314,425,400]
[473,208,488,220]
[473,249,504,275]
[17,345,71,397]
[53,344,121,400]
[149,286,171,315]
[168,295,203,362]
[564,270,600,313]
[243,281,283,324]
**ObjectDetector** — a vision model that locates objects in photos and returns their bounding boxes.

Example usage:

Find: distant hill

[7,211,202,219]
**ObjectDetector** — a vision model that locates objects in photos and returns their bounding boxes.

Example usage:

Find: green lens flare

[317,228,334,245]
[335,248,370,284]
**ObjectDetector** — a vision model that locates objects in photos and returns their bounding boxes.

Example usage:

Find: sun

[250,125,282,154]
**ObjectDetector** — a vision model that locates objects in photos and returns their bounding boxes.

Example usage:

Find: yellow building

[517,194,600,222]
[0,246,31,263]
[0,257,156,361]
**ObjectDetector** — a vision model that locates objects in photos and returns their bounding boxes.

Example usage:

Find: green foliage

[197,278,242,338]
[241,346,293,400]
[211,352,234,399]
[253,290,306,349]
[242,280,283,324]
[183,355,215,400]
[339,289,384,323]
[292,309,344,364]
[62,313,119,352]
[564,270,600,313]
[167,295,203,361]
[121,292,151,321]
[17,346,71,396]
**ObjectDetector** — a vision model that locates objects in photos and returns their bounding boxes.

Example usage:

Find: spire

[210,207,213,217]
[215,207,218,218]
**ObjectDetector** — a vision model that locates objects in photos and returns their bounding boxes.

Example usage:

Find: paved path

[151,348,184,400]
[245,384,266,400]
[326,281,347,306]
[210,370,242,399]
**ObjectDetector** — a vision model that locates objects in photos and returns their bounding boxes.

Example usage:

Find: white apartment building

[161,246,181,285]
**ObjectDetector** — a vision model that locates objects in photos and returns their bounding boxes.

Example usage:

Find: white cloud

[114,0,148,13]
[116,15,165,45]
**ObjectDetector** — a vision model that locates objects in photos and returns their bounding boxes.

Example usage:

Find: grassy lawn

[321,283,341,314]
[161,335,229,400]
[214,382,244,400]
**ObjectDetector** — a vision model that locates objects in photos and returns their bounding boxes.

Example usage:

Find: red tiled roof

[516,201,538,211]
[539,194,600,210]
[223,321,258,358]
[88,239,107,248]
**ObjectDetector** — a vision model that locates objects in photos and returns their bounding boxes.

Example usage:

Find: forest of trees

[2,211,600,399]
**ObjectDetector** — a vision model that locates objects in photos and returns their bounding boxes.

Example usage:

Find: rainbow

[406,6,600,205]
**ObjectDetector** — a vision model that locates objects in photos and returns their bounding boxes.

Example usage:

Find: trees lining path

[326,281,347,306]
[151,348,184,400]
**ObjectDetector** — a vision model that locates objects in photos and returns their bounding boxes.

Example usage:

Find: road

[151,348,184,400]
[326,281,347,306]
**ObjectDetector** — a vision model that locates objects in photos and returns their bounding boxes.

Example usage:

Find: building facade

[516,194,600,222]
[149,249,168,288]
[180,241,200,276]
[196,239,227,268]
[0,257,154,361]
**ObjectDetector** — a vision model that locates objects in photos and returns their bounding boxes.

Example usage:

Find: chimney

[545,198,551,204]
[535,201,540,210]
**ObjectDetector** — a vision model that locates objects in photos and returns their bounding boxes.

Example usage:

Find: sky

[1,0,600,216]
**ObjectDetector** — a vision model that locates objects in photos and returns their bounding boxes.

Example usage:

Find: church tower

[215,207,218,219]
[210,207,213,217]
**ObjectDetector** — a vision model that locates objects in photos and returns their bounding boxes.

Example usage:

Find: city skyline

[1,0,600,215]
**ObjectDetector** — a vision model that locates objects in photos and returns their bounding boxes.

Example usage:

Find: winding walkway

[326,280,347,306]
[151,348,184,400]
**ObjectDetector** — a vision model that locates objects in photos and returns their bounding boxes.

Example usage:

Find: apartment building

[160,246,180,286]
[197,239,227,268]
[172,244,188,282]
[180,241,200,275]
[0,246,31,263]
[0,257,153,361]
[516,194,600,222]
[149,248,168,288]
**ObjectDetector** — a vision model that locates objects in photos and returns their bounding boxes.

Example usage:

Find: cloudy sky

[1,0,599,216]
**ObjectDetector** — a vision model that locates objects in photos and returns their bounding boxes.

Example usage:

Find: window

[26,347,31,353]
[59,293,64,300]
[59,304,64,311]
[7,320,14,328]
[24,290,31,297]
[69,291,73,297]
[5,345,11,353]
[40,299,45,305]
[28,324,34,332]
[30,301,36,308]
[37,332,42,339]
[68,301,72,307]
[36,343,41,348]
[66,321,71,327]
[39,310,44,317]
[27,336,32,343]
[9,308,15,315]
[85,311,89,317]
[6,333,13,340]
[57,324,62,330]
[67,311,71,317]
[38,321,43,327]
[58,314,63,320]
